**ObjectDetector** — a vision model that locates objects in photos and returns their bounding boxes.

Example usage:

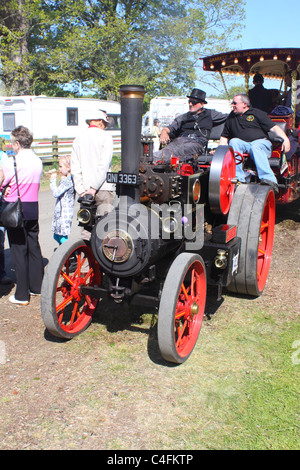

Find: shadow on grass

[93,298,174,367]
[275,197,300,224]
[91,286,226,367]
[42,292,217,368]
[40,266,231,366]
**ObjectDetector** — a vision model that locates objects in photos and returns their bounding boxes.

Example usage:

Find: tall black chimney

[119,85,145,201]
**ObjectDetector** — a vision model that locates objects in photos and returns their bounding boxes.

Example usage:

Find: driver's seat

[197,123,225,164]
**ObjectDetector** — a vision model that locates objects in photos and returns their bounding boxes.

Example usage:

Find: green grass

[111,154,121,171]
[62,297,299,450]
[180,301,300,450]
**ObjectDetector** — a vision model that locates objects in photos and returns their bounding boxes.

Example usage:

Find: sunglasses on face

[188,99,202,105]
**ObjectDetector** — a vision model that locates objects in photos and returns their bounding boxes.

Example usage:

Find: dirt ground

[0,197,299,450]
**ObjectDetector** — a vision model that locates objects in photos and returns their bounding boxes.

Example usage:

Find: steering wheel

[234,151,244,165]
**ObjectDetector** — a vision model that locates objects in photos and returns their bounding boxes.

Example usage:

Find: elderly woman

[0,126,44,305]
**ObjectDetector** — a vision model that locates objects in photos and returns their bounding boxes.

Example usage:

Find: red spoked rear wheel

[158,253,207,364]
[41,239,101,339]
[227,184,275,296]
[256,189,276,292]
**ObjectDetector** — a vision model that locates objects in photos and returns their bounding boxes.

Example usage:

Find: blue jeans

[0,226,6,278]
[229,138,277,183]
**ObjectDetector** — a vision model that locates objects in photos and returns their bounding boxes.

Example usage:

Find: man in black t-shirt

[219,93,290,191]
[153,88,227,163]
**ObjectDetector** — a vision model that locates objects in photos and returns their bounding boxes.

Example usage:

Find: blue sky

[234,0,299,49]
[200,0,299,95]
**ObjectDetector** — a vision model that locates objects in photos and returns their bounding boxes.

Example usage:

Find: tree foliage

[209,85,246,100]
[0,0,245,98]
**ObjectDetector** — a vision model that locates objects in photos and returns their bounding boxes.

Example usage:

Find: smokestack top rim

[119,84,145,98]
[119,84,145,92]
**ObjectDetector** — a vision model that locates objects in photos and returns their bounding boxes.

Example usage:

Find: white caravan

[0,95,121,156]
[142,95,231,134]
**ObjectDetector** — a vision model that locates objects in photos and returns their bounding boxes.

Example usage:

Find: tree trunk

[0,0,31,94]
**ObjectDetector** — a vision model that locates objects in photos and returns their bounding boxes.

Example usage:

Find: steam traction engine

[41,85,276,364]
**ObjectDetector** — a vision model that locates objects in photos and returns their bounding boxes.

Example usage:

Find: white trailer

[142,96,189,134]
[0,95,121,156]
[142,95,231,134]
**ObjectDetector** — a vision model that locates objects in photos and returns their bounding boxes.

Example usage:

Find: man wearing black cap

[153,88,227,163]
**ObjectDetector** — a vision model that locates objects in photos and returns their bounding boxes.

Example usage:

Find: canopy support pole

[291,70,297,128]
[245,73,250,94]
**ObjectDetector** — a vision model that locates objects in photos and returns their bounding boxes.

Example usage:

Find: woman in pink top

[0,126,44,305]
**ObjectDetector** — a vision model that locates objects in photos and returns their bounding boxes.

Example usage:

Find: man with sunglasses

[219,93,290,191]
[153,88,227,163]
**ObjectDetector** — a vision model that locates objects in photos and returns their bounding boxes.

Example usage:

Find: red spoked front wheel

[158,253,207,364]
[41,239,101,339]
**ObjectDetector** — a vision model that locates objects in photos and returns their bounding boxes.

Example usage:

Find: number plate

[106,172,137,185]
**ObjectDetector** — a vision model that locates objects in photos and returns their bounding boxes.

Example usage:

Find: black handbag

[0,156,24,229]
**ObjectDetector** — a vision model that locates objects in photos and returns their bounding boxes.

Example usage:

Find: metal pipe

[119,85,145,201]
